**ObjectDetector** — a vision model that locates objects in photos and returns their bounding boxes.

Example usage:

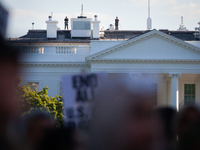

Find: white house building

[7,14,200,110]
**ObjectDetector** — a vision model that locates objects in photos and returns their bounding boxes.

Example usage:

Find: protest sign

[62,73,106,128]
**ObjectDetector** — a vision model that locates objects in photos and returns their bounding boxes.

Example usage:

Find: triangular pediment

[86,30,200,63]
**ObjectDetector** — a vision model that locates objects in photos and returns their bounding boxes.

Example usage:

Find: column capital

[169,73,181,78]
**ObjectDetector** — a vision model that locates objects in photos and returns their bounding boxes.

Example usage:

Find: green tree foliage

[15,77,64,127]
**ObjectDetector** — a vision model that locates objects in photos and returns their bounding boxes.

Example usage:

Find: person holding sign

[62,73,99,129]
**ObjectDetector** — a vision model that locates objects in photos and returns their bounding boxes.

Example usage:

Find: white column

[169,73,181,111]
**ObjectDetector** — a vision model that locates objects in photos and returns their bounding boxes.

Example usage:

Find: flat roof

[7,29,199,44]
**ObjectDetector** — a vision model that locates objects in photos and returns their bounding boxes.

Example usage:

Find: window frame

[24,80,42,92]
[27,82,39,92]
[184,83,196,105]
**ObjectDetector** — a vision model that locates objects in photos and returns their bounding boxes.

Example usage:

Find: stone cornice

[86,30,200,61]
[19,62,87,67]
[87,59,200,64]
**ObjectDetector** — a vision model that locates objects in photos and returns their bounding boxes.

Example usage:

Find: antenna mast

[77,4,87,18]
[32,22,34,30]
[147,0,152,30]
[181,16,183,25]
[148,0,150,18]
[81,4,83,16]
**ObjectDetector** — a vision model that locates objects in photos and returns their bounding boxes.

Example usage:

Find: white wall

[19,66,89,97]
[101,37,200,60]
[90,40,123,54]
[17,43,91,97]
[18,45,91,63]
[90,63,200,74]
[16,35,200,106]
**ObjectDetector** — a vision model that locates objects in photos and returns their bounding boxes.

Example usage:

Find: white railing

[22,47,44,54]
[56,47,77,54]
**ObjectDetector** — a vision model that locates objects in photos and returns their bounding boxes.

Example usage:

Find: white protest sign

[62,73,106,128]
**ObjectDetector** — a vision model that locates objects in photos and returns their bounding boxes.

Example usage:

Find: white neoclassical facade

[87,30,200,110]
[8,15,200,110]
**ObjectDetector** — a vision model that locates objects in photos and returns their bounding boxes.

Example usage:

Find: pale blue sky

[1,0,200,38]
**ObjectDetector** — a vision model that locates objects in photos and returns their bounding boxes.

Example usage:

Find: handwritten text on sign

[62,73,98,128]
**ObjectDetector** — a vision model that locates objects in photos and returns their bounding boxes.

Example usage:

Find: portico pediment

[86,30,200,63]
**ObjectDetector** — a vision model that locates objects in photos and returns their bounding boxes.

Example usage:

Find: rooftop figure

[64,16,69,30]
[115,17,119,30]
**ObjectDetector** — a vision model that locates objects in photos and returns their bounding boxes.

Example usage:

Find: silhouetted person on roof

[64,16,69,30]
[115,17,119,30]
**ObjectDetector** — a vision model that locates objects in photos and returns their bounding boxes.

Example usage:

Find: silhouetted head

[21,109,55,148]
[0,35,20,123]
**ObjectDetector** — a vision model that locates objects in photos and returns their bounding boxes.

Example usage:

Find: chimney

[92,15,101,39]
[32,22,34,30]
[45,16,58,39]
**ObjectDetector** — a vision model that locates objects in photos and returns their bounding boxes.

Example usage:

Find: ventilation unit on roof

[70,5,92,38]
[71,17,92,38]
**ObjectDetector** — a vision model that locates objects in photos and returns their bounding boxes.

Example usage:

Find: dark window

[184,84,195,105]
[73,21,91,30]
